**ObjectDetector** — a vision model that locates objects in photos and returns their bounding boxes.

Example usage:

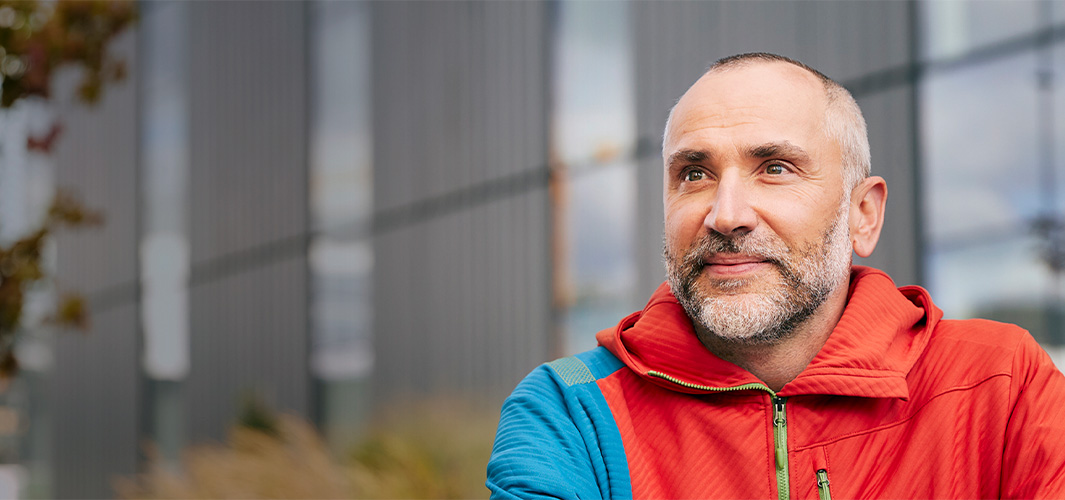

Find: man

[487,53,1065,499]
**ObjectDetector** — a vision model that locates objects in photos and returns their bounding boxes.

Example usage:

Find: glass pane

[308,0,373,450]
[554,0,639,355]
[309,239,373,379]
[309,0,373,381]
[1056,41,1065,216]
[553,0,635,165]
[1045,39,1065,359]
[922,53,1039,243]
[921,0,1039,60]
[310,0,371,231]
[140,0,189,381]
[921,51,1065,345]
[139,0,190,468]
[563,161,637,354]
[928,238,1047,316]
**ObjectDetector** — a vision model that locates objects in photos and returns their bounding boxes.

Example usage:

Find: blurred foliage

[115,415,351,499]
[0,0,131,380]
[115,399,499,499]
[347,399,498,498]
[0,0,135,108]
[0,190,101,379]
[236,390,280,438]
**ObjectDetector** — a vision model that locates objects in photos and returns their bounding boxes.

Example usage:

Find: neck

[696,288,849,392]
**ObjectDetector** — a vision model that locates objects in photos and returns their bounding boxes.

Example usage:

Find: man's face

[662,62,855,344]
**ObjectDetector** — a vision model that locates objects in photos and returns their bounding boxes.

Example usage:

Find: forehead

[664,62,829,154]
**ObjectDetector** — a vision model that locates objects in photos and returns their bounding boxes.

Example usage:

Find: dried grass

[115,400,498,499]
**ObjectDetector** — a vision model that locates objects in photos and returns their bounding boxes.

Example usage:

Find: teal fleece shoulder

[546,356,596,386]
[487,346,631,499]
[574,345,626,380]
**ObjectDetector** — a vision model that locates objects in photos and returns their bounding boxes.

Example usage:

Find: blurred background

[0,0,1064,497]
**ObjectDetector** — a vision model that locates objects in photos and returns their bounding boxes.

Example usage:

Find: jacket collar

[596,266,940,399]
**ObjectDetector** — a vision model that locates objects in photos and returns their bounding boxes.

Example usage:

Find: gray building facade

[28,1,1065,497]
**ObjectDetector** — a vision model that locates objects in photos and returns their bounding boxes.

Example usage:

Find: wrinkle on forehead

[663,64,829,155]
[666,141,811,166]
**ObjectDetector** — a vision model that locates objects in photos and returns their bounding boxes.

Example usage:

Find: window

[140,0,189,463]
[308,0,373,450]
[920,4,1065,357]
[553,1,639,354]
[921,1,1040,60]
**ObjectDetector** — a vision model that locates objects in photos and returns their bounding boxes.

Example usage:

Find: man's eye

[684,170,705,182]
[764,163,787,175]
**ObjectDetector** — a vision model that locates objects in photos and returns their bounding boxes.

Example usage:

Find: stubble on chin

[683,260,805,346]
[663,207,851,346]
[665,236,793,345]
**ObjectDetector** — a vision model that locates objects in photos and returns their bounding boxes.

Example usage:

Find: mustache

[675,231,790,275]
[666,230,799,300]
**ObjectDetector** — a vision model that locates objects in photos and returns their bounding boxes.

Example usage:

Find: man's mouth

[702,254,771,276]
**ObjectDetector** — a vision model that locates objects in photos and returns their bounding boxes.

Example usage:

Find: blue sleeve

[486,351,631,500]
[487,364,603,499]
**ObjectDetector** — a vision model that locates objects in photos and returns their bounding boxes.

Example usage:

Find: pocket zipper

[816,469,831,500]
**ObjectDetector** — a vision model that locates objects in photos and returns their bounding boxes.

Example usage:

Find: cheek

[664,201,707,246]
[759,190,837,235]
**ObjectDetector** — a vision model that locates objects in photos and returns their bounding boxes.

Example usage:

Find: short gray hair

[663,52,870,190]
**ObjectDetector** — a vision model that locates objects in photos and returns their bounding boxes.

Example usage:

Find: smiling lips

[703,254,772,277]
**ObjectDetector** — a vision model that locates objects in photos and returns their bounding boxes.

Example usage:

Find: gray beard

[664,201,852,346]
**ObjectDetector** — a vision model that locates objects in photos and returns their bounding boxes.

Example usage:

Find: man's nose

[704,175,758,236]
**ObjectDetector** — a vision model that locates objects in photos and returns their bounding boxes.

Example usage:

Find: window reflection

[139,0,189,464]
[553,1,635,165]
[308,0,373,451]
[564,162,636,353]
[921,13,1065,348]
[921,1,1040,59]
[922,54,1038,243]
[554,1,638,354]
[1056,41,1065,216]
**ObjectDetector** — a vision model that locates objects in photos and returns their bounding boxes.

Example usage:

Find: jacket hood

[596,266,940,399]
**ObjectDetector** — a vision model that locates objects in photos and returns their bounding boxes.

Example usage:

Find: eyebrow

[666,149,710,167]
[666,142,812,171]
[747,142,811,162]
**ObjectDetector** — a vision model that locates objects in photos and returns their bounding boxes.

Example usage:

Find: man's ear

[849,176,887,258]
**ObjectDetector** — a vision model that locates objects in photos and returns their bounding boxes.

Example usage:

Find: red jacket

[488,266,1065,499]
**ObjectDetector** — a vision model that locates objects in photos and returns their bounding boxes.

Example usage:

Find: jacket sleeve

[1000,333,1065,499]
[486,364,605,500]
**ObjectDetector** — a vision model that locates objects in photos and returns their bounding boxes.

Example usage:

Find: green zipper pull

[816,469,832,500]
[773,397,787,470]
[772,396,790,500]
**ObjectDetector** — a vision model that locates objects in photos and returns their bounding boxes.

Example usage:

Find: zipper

[646,371,773,394]
[773,396,790,500]
[816,469,831,500]
[647,371,790,500]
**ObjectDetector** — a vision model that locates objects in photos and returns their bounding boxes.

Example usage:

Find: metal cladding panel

[856,86,921,285]
[50,31,139,499]
[632,1,920,294]
[186,257,308,441]
[187,1,309,263]
[791,1,912,84]
[370,1,552,404]
[52,33,140,295]
[371,1,550,212]
[184,2,310,441]
[51,303,140,499]
[372,190,551,403]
